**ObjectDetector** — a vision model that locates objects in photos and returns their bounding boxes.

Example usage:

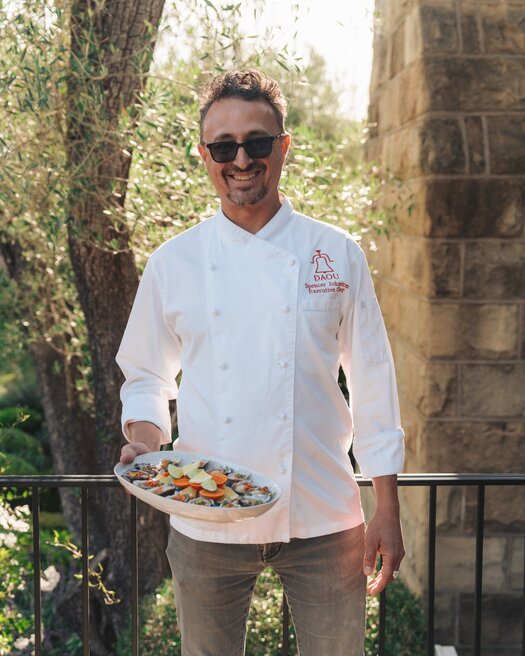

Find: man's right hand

[120,441,153,464]
[120,421,164,464]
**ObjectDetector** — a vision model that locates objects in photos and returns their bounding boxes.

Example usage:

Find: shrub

[0,406,43,433]
[0,494,80,655]
[0,427,49,473]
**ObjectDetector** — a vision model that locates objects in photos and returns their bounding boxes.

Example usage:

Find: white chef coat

[116,196,404,544]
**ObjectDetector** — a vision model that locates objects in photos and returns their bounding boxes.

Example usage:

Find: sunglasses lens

[207,136,277,162]
[244,137,274,158]
[209,142,238,163]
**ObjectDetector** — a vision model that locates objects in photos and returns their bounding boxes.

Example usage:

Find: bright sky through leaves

[240,0,375,120]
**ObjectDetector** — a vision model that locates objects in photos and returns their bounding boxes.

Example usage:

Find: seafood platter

[114,450,281,522]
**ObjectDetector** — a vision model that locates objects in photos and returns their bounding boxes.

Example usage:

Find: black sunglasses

[202,133,286,163]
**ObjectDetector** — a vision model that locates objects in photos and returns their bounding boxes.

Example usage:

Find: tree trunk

[65,1,169,652]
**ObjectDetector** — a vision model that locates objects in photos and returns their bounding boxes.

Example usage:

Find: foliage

[366,580,427,656]
[0,0,410,383]
[0,495,76,655]
[115,568,426,655]
[0,406,43,432]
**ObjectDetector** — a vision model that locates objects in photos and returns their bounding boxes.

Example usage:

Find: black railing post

[282,594,289,656]
[378,587,387,655]
[522,534,525,655]
[32,486,42,656]
[131,495,139,656]
[427,484,437,656]
[81,487,90,656]
[474,484,485,656]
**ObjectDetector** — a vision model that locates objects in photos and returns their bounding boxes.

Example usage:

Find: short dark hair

[198,70,288,137]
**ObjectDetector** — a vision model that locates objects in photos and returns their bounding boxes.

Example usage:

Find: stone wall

[365,0,525,653]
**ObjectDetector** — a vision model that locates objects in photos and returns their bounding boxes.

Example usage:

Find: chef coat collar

[215,195,294,244]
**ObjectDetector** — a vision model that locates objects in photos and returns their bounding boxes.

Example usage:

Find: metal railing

[1,473,524,656]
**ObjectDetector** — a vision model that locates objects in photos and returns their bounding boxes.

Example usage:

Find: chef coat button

[278,360,287,368]
[224,416,232,424]
[288,258,296,267]
[279,465,287,475]
[209,262,217,271]
[278,414,287,422]
[281,305,290,313]
[212,308,220,316]
[219,362,228,370]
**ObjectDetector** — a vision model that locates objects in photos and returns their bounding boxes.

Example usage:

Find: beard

[226,184,268,206]
[224,163,268,206]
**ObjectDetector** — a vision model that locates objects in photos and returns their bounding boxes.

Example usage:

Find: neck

[221,193,283,235]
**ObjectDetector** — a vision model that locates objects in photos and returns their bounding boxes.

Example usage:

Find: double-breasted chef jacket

[116,196,404,544]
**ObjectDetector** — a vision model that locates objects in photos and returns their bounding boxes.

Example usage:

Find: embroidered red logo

[310,250,339,281]
[305,249,349,294]
[311,249,335,274]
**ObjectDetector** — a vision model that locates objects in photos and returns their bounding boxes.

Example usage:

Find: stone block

[376,77,402,132]
[419,117,466,174]
[420,5,459,53]
[508,536,524,591]
[383,122,422,177]
[464,116,486,174]
[423,420,525,474]
[425,179,524,238]
[482,8,525,54]
[435,535,506,592]
[462,474,525,534]
[390,20,405,78]
[390,237,461,297]
[459,592,523,646]
[462,364,525,417]
[436,485,464,530]
[427,303,519,360]
[487,116,525,175]
[392,339,459,416]
[463,242,525,300]
[461,13,481,53]
[404,7,423,65]
[434,591,458,644]
[369,35,390,94]
[424,57,525,112]
[398,59,429,122]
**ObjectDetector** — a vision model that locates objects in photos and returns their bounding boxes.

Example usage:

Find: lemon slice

[201,478,218,492]
[167,464,183,479]
[188,469,212,483]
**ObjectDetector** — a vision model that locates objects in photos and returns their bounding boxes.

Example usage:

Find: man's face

[198,98,290,213]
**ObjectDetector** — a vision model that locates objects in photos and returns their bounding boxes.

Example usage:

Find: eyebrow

[207,129,270,142]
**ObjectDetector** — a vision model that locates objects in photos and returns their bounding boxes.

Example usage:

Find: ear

[281,133,291,159]
[197,142,207,163]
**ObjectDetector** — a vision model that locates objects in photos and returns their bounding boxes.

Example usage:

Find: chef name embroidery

[305,250,349,294]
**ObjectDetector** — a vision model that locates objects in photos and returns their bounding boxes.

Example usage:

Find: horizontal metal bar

[1,472,524,489]
[0,475,120,487]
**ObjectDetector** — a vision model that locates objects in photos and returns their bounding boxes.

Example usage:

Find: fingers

[366,556,403,596]
[362,550,377,577]
[119,442,152,464]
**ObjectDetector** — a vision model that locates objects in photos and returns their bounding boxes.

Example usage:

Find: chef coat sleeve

[339,246,404,478]
[115,256,181,444]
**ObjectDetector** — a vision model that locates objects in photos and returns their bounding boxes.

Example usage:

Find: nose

[232,144,253,169]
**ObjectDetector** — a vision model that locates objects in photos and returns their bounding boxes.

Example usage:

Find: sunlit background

[155,0,375,120]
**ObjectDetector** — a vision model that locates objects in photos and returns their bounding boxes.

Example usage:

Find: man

[117,70,405,655]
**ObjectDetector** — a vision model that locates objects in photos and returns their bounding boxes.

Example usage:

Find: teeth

[231,172,258,181]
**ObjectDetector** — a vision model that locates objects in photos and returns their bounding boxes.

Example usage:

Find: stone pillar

[365,0,525,651]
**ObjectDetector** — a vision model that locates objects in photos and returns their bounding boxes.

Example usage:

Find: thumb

[363,550,377,577]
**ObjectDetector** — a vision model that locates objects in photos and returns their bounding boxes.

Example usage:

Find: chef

[117,69,405,656]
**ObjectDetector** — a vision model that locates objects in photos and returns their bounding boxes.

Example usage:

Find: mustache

[223,163,265,175]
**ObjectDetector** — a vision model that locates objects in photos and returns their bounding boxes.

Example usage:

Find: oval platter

[114,450,281,523]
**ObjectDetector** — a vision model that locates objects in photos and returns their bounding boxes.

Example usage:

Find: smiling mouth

[229,170,260,182]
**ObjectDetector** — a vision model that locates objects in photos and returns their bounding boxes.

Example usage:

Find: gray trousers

[166,523,366,656]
